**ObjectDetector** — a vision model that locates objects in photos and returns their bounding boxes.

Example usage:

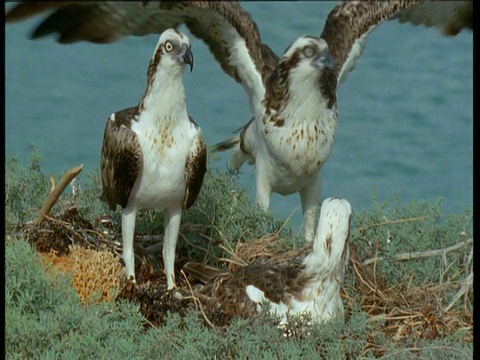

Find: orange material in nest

[39,245,126,304]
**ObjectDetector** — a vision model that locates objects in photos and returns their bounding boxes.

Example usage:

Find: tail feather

[211,135,241,153]
[211,133,250,170]
[212,118,254,169]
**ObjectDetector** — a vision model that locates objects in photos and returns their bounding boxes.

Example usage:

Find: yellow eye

[165,41,173,52]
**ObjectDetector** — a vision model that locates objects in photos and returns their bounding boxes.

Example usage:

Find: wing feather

[183,118,207,210]
[393,1,473,36]
[4,2,66,22]
[100,107,142,210]
[320,0,472,86]
[6,1,270,115]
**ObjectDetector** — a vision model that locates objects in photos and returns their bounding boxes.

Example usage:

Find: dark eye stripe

[303,46,315,58]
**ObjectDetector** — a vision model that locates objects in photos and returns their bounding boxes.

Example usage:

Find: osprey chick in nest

[185,197,352,324]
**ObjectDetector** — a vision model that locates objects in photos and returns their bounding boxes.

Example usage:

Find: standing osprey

[184,197,352,324]
[6,1,472,242]
[100,29,207,289]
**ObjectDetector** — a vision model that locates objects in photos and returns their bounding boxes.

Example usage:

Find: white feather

[245,198,352,324]
[113,31,204,290]
[337,27,374,86]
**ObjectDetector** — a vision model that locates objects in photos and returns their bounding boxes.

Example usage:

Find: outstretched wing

[320,0,473,86]
[6,1,273,116]
[100,107,142,210]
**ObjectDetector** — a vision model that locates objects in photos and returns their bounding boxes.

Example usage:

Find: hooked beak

[182,47,194,72]
[314,50,336,71]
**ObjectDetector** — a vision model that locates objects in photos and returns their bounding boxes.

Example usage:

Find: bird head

[281,36,335,81]
[149,29,194,76]
[264,35,336,111]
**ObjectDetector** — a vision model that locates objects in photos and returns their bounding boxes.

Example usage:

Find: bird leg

[121,207,139,282]
[300,173,321,243]
[255,160,272,209]
[163,207,182,290]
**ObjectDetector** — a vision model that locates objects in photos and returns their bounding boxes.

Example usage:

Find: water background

[5,2,473,231]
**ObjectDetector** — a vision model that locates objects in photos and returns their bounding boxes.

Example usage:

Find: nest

[20,203,473,350]
[19,205,229,327]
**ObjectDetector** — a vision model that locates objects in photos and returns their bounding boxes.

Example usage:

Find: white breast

[259,105,338,194]
[129,114,200,210]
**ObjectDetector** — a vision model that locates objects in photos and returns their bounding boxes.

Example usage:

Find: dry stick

[218,244,249,267]
[217,256,248,268]
[180,269,199,311]
[358,216,429,232]
[362,238,473,266]
[36,164,84,226]
[180,269,214,329]
[274,206,299,236]
[137,223,204,245]
[465,247,473,275]
[137,235,163,243]
[49,173,56,192]
[445,272,473,312]
[373,235,381,289]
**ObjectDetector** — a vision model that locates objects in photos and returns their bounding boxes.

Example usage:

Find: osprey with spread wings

[6,1,472,244]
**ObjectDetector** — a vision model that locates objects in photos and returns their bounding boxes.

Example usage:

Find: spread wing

[100,107,142,210]
[183,117,207,210]
[320,0,473,86]
[6,1,274,116]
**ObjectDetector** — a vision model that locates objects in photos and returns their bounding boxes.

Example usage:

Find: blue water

[5,3,473,231]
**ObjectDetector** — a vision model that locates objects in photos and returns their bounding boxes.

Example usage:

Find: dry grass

[345,243,472,357]
[7,156,472,357]
[21,205,473,354]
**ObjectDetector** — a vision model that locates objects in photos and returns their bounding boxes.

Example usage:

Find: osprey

[6,1,472,242]
[100,29,207,289]
[184,197,352,324]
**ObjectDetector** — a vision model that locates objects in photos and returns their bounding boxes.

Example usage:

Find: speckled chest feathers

[261,61,338,177]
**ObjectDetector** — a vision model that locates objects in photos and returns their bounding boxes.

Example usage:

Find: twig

[274,206,298,236]
[351,260,377,295]
[36,164,84,225]
[217,257,248,268]
[136,224,203,244]
[358,216,429,232]
[36,212,90,246]
[465,247,473,275]
[180,269,214,329]
[50,173,55,193]
[219,244,249,267]
[363,239,473,265]
[373,235,380,288]
[145,242,164,254]
[444,272,473,312]
[179,222,205,234]
[136,235,163,243]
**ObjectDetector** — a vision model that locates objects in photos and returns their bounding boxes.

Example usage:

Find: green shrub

[5,152,473,359]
